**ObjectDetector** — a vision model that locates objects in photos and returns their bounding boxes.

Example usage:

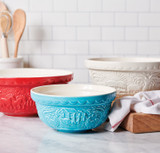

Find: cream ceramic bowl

[86,57,160,98]
[0,56,23,69]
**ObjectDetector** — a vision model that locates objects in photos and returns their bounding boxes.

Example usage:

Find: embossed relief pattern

[90,70,160,97]
[0,87,37,114]
[36,103,111,130]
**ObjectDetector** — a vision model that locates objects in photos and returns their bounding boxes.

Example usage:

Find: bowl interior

[0,68,73,78]
[31,84,116,97]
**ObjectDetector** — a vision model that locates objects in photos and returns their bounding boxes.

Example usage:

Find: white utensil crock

[0,56,23,69]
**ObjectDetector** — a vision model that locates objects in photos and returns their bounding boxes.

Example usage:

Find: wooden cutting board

[120,112,160,133]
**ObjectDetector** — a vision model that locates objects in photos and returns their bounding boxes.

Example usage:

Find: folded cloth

[105,90,160,132]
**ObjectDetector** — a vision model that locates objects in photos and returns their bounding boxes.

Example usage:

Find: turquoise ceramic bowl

[31,84,116,132]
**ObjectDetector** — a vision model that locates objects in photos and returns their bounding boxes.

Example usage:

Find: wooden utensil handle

[1,36,9,58]
[14,42,19,58]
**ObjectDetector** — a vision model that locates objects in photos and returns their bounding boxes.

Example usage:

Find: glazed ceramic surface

[86,57,160,98]
[31,84,116,132]
[0,69,73,116]
[0,56,23,69]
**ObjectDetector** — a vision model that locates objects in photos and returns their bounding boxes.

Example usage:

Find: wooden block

[120,112,160,133]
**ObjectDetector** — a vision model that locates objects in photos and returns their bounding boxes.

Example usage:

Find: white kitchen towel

[105,90,160,132]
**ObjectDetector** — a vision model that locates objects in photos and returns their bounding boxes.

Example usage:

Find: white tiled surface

[2,0,160,83]
[126,0,150,12]
[54,0,77,11]
[78,0,101,12]
[102,27,125,40]
[103,0,126,11]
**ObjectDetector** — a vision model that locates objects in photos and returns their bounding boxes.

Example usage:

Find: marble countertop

[0,113,159,153]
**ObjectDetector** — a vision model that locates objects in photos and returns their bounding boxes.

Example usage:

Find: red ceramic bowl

[0,68,73,116]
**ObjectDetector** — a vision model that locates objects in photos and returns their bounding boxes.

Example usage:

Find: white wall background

[2,0,160,83]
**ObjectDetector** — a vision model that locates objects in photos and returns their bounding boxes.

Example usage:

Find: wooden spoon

[0,11,12,34]
[0,12,12,58]
[0,2,11,35]
[13,9,26,58]
[0,1,7,12]
[0,2,11,58]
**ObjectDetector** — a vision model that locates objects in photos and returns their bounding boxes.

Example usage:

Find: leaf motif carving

[36,103,110,130]
[90,70,160,98]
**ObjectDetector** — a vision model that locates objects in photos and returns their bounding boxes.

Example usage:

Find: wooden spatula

[13,9,26,58]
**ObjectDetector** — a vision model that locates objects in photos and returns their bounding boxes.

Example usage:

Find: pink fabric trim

[111,116,126,129]
[149,99,154,105]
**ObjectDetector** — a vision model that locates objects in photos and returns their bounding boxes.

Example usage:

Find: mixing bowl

[86,57,160,98]
[0,69,73,116]
[31,84,116,132]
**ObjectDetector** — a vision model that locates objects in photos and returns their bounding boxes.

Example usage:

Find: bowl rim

[86,57,160,63]
[0,68,73,79]
[31,84,116,98]
[85,57,160,71]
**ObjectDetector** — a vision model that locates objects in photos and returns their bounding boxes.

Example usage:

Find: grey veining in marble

[0,112,159,153]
